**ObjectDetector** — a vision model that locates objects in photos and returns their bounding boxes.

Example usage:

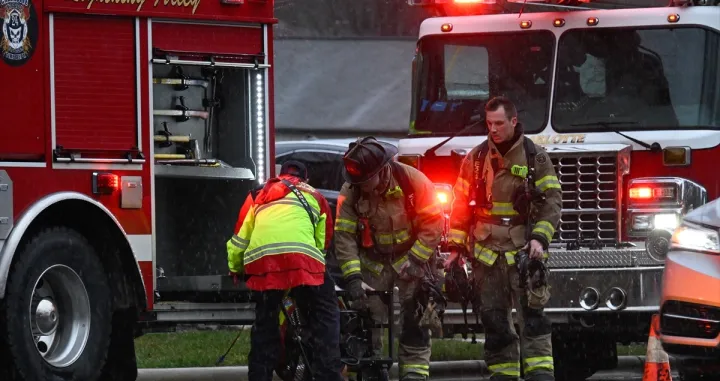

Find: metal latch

[0,217,9,224]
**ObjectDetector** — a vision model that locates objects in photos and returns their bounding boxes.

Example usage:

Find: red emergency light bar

[408,0,546,5]
[628,185,676,201]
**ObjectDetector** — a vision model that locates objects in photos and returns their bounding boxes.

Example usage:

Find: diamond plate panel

[547,248,661,268]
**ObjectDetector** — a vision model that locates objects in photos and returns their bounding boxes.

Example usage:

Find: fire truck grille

[548,153,618,244]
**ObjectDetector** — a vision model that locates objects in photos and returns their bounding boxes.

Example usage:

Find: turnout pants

[363,265,437,379]
[471,255,555,380]
[248,271,343,381]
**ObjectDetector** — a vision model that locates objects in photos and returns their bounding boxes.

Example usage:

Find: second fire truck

[402,0,719,379]
[0,0,276,379]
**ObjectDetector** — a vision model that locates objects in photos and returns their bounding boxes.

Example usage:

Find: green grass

[134,329,647,368]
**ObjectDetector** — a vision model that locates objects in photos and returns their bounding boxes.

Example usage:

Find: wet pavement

[136,366,675,380]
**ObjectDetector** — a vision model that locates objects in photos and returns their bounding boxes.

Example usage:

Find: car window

[276,150,346,191]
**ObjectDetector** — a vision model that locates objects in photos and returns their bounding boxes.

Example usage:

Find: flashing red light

[667,14,679,23]
[520,20,532,29]
[92,172,119,195]
[553,18,565,27]
[587,17,599,26]
[629,185,675,200]
[437,191,450,204]
[629,187,652,199]
[441,23,453,32]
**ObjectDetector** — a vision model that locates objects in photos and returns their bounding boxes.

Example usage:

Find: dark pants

[248,271,343,381]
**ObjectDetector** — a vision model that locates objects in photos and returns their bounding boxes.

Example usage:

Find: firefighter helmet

[342,136,398,184]
[443,257,473,305]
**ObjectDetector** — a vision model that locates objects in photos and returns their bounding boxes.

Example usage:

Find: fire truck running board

[156,275,249,293]
[152,302,256,323]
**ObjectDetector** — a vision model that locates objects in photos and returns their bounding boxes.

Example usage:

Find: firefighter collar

[487,132,527,169]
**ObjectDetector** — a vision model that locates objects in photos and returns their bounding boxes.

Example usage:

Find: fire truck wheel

[1,227,112,381]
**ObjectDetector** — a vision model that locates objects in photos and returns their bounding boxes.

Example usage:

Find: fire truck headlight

[654,213,679,231]
[255,72,266,184]
[631,213,680,232]
[434,183,453,213]
[670,221,720,255]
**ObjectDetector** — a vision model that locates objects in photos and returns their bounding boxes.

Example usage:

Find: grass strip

[135,330,647,368]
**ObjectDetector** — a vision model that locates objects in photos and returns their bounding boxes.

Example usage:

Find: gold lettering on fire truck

[529,134,586,144]
[72,0,201,15]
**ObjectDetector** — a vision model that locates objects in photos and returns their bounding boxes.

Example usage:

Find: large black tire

[1,227,113,380]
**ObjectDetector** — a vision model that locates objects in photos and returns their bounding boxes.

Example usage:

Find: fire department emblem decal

[0,0,38,67]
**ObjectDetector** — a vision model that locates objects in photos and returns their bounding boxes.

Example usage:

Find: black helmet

[342,136,398,184]
[444,258,473,305]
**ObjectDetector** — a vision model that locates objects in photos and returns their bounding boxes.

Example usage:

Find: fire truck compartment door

[152,22,263,57]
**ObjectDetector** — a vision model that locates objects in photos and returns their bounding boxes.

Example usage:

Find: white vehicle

[400,0,720,379]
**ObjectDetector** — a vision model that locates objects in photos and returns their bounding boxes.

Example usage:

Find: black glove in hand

[346,278,367,310]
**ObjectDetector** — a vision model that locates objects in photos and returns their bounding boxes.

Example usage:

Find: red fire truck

[402,0,719,379]
[0,0,275,379]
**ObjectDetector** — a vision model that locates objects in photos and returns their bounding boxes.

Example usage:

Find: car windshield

[409,30,555,136]
[552,26,720,131]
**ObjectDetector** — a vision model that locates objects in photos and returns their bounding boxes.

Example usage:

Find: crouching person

[227,161,343,381]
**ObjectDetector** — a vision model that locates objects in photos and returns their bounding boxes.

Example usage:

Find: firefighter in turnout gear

[227,161,343,381]
[450,97,562,381]
[335,137,445,381]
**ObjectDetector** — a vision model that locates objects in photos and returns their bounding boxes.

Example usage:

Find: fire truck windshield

[553,26,720,133]
[410,30,555,136]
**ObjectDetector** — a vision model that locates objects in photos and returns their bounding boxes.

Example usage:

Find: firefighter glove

[399,257,425,280]
[346,278,368,309]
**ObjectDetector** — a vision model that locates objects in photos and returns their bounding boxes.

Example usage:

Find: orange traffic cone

[643,314,673,381]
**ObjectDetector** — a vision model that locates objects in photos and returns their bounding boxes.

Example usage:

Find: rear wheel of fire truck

[0,227,112,380]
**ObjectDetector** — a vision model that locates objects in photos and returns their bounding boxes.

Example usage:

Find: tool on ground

[153,66,209,90]
[215,329,244,366]
[154,96,209,122]
[642,314,673,381]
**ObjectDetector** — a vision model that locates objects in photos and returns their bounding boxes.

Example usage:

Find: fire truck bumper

[440,243,664,329]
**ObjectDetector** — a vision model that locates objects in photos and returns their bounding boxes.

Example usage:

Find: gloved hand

[398,259,425,281]
[345,278,368,309]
